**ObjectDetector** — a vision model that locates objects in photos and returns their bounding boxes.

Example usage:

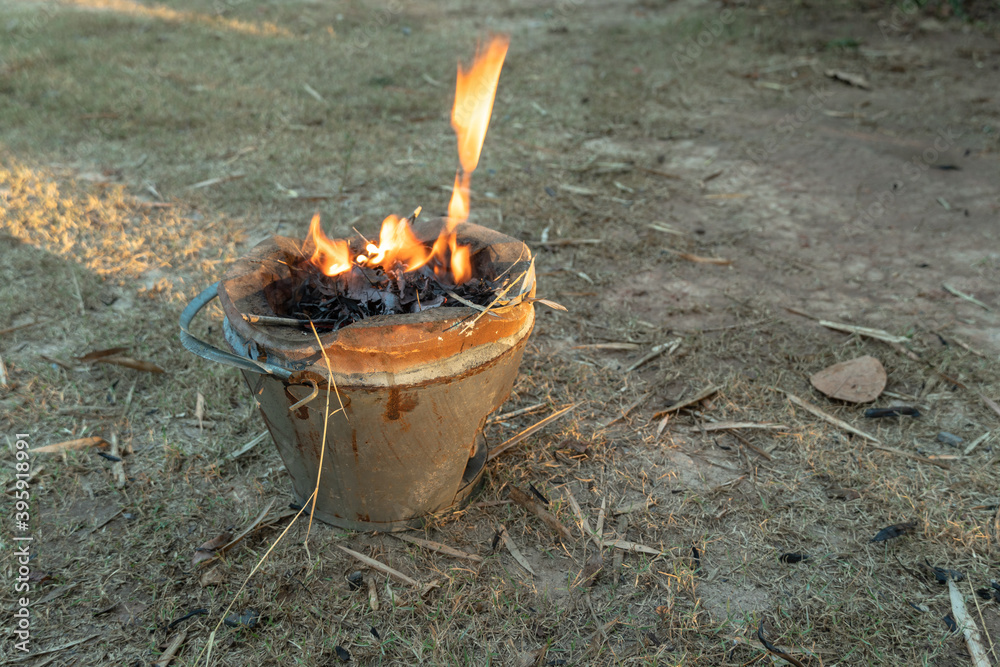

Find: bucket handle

[180,282,293,379]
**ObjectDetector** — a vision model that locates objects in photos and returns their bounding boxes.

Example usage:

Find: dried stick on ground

[196,499,278,568]
[500,526,536,575]
[509,486,573,541]
[818,320,908,343]
[487,404,577,461]
[337,545,419,587]
[651,386,721,420]
[565,488,602,548]
[625,339,681,373]
[153,630,188,667]
[948,579,991,667]
[389,533,483,563]
[785,392,951,469]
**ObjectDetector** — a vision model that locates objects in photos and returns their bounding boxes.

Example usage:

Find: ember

[278,35,511,331]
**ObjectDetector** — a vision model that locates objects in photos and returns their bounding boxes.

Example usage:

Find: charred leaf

[870,521,917,543]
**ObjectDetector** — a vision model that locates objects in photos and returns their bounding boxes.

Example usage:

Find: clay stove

[180,218,534,530]
[181,35,527,530]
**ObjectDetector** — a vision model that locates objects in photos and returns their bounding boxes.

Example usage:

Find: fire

[306,35,509,286]
[308,213,352,276]
[307,211,472,284]
[447,35,510,228]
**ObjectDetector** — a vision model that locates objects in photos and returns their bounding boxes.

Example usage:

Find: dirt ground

[2,0,999,665]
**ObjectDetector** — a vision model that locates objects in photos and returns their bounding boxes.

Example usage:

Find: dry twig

[509,486,573,541]
[948,579,991,667]
[625,339,681,373]
[819,320,908,344]
[784,392,950,469]
[336,545,419,587]
[651,386,721,420]
[390,533,483,563]
[488,404,576,461]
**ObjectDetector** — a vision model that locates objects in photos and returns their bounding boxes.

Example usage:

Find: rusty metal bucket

[180,220,535,531]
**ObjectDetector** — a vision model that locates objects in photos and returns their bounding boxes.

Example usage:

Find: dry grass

[2,0,999,665]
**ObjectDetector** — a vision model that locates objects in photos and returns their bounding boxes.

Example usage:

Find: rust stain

[384,388,418,421]
[351,431,358,463]
[357,513,370,522]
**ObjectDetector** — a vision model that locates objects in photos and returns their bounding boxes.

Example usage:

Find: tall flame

[306,36,510,287]
[447,35,510,229]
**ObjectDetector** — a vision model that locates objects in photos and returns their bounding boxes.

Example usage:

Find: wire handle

[179,282,293,380]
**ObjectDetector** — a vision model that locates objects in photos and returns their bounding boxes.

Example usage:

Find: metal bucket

[179,220,535,531]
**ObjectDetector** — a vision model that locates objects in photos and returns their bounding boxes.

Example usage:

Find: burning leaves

[273,245,505,330]
[289,35,512,329]
[307,209,473,286]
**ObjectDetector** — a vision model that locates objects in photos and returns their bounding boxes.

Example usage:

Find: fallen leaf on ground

[580,551,603,587]
[224,609,260,628]
[943,612,958,633]
[828,488,861,501]
[95,356,165,373]
[346,571,364,590]
[76,347,129,363]
[924,561,963,584]
[779,553,809,564]
[29,436,108,454]
[870,521,917,543]
[192,531,233,565]
[194,499,281,567]
[810,355,886,403]
[198,566,226,587]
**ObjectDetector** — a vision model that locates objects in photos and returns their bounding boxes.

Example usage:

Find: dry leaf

[76,347,129,363]
[96,356,165,374]
[581,551,603,587]
[828,488,861,501]
[29,436,107,454]
[810,355,886,403]
[192,531,233,566]
[199,566,226,587]
[870,521,917,543]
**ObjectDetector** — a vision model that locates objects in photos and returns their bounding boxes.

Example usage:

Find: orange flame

[447,35,509,228]
[308,213,352,276]
[306,36,510,286]
[307,211,473,285]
